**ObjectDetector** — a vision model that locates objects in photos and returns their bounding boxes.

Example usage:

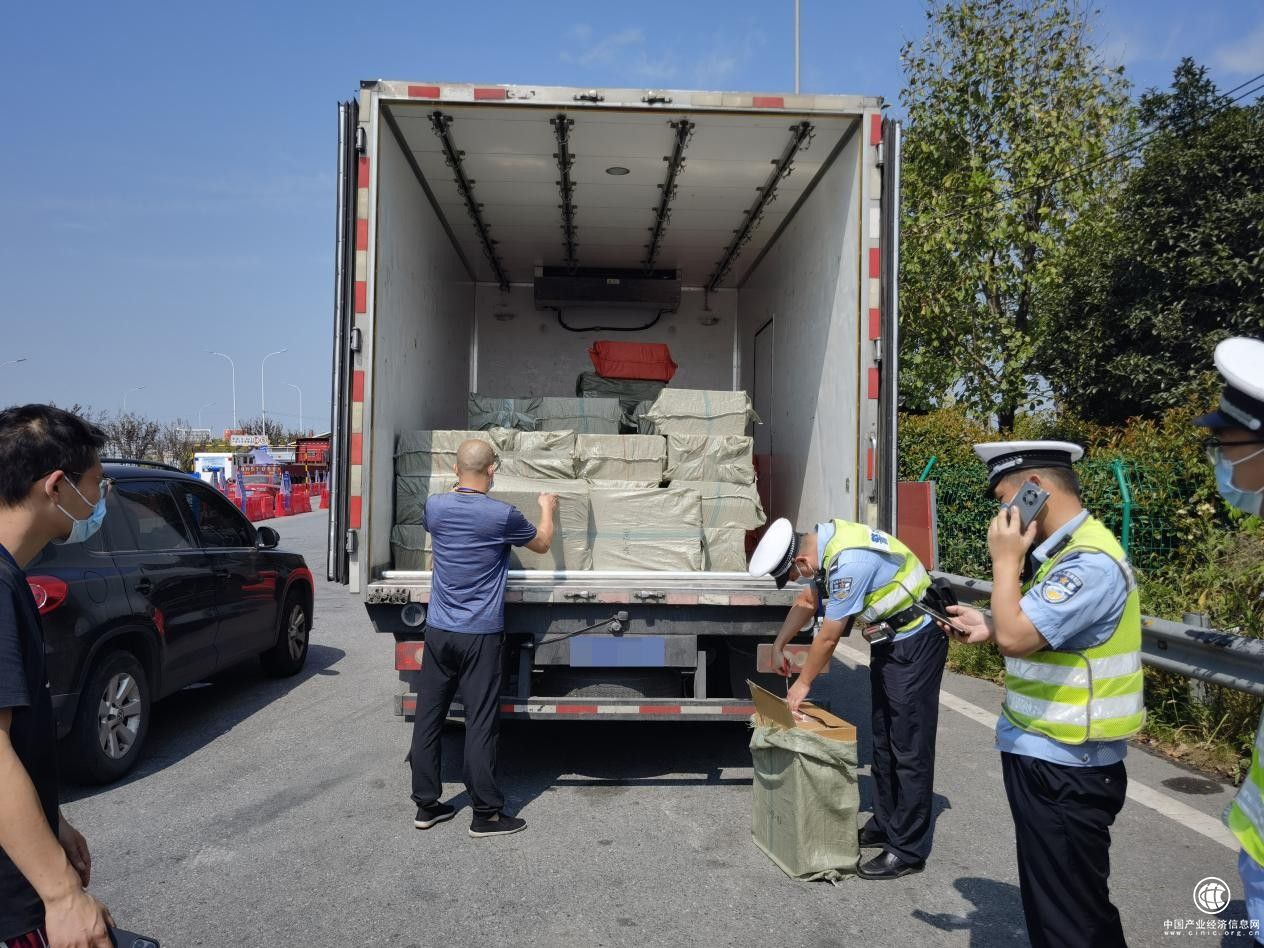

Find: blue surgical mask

[1214,447,1264,516]
[53,478,108,545]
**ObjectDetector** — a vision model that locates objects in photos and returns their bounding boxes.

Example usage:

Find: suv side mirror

[256,526,281,550]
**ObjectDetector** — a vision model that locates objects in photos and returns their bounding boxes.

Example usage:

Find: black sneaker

[469,813,527,838]
[414,802,456,829]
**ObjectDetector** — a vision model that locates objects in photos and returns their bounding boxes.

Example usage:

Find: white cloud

[560,26,646,68]
[1212,21,1264,77]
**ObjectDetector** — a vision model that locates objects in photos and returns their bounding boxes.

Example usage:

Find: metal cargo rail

[937,572,1264,698]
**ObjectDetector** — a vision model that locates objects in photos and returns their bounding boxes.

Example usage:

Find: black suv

[26,460,314,783]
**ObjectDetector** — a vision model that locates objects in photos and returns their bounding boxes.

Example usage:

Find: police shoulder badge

[1041,568,1084,604]
[830,576,855,599]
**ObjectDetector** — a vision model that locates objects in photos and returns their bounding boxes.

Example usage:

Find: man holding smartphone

[942,440,1143,948]
[749,517,948,881]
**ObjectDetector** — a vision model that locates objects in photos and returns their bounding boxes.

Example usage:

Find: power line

[906,72,1264,235]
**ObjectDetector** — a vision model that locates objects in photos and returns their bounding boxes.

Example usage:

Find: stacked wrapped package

[589,485,703,571]
[487,475,593,571]
[393,386,764,573]
[467,393,622,434]
[664,434,756,484]
[467,395,542,431]
[575,434,666,487]
[534,396,622,434]
[642,389,761,436]
[395,429,517,476]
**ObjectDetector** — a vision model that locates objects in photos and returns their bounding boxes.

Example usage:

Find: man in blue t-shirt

[408,439,556,839]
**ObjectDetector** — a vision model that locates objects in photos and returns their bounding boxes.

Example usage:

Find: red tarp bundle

[588,341,677,383]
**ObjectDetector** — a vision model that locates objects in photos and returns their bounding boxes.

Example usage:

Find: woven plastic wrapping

[665,434,756,484]
[589,486,703,570]
[390,524,432,571]
[487,475,593,571]
[499,430,578,479]
[394,475,456,525]
[704,528,749,571]
[643,389,761,436]
[575,434,666,487]
[395,429,518,476]
[670,481,765,529]
[749,725,860,882]
[533,397,622,434]
[467,395,542,431]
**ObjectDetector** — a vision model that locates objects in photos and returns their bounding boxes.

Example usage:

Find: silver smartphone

[1007,483,1050,530]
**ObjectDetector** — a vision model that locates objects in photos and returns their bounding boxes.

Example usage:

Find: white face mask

[1213,446,1264,516]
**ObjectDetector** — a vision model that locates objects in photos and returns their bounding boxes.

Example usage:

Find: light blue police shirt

[1239,850,1264,940]
[995,509,1130,767]
[815,522,932,643]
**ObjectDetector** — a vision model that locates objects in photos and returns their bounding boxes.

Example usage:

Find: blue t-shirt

[996,510,1130,767]
[816,522,931,642]
[424,489,537,634]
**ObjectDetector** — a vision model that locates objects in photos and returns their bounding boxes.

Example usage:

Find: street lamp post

[286,383,304,435]
[198,401,216,429]
[123,386,146,414]
[794,0,800,94]
[209,351,238,429]
[260,348,288,440]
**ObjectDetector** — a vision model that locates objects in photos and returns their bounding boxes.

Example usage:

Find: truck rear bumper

[395,693,755,722]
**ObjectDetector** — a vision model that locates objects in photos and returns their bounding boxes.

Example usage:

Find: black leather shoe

[857,823,888,848]
[857,850,924,880]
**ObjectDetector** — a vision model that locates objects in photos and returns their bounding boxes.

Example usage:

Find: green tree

[899,0,1129,428]
[1038,59,1264,423]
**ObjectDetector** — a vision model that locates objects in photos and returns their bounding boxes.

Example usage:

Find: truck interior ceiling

[367,100,868,568]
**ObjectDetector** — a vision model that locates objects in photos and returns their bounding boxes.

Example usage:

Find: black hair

[0,405,107,507]
[999,466,1082,499]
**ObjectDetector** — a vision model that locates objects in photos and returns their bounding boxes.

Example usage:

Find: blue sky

[1,1,1260,437]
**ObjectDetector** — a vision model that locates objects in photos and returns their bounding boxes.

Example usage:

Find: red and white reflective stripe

[395,642,424,671]
[496,702,753,716]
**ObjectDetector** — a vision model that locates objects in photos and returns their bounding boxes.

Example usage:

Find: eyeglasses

[1202,437,1264,463]
[38,471,114,500]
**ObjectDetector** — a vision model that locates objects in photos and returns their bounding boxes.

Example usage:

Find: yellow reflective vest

[820,520,930,633]
[1001,515,1145,745]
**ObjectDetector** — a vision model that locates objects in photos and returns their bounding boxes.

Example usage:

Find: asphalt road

[63,511,1255,947]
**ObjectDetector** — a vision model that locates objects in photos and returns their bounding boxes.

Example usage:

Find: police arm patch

[1040,568,1084,604]
[829,576,854,599]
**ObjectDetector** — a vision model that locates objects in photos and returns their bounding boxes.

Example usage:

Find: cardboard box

[747,681,856,742]
[747,680,860,881]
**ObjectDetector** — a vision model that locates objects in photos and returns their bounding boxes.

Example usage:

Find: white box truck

[327,80,902,720]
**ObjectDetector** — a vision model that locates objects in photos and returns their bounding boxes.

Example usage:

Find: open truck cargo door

[327,98,359,584]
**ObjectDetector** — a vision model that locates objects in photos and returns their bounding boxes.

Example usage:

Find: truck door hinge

[875,142,885,167]
[573,90,605,103]
[640,93,673,105]
[345,529,359,555]
[355,127,367,155]
[350,327,362,353]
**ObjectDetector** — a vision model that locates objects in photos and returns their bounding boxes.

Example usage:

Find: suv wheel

[69,651,150,784]
[261,593,310,677]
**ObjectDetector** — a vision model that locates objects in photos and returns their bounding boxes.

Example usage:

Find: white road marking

[833,642,1240,851]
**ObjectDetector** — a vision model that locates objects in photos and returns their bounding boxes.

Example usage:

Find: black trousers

[867,625,948,863]
[1001,751,1128,948]
[409,627,505,817]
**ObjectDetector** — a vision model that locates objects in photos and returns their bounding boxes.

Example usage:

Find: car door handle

[135,578,153,595]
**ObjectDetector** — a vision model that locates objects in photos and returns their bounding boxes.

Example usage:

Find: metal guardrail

[935,572,1264,698]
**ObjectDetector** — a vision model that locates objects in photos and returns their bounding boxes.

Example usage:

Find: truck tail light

[27,576,69,615]
[395,642,425,671]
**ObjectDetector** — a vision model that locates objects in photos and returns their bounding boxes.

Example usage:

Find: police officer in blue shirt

[751,517,948,880]
[1193,336,1264,942]
[945,441,1143,948]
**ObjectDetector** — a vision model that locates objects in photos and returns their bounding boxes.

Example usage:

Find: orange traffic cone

[273,491,287,518]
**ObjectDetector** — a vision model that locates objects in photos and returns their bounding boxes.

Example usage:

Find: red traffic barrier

[274,491,288,518]
[319,488,329,509]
